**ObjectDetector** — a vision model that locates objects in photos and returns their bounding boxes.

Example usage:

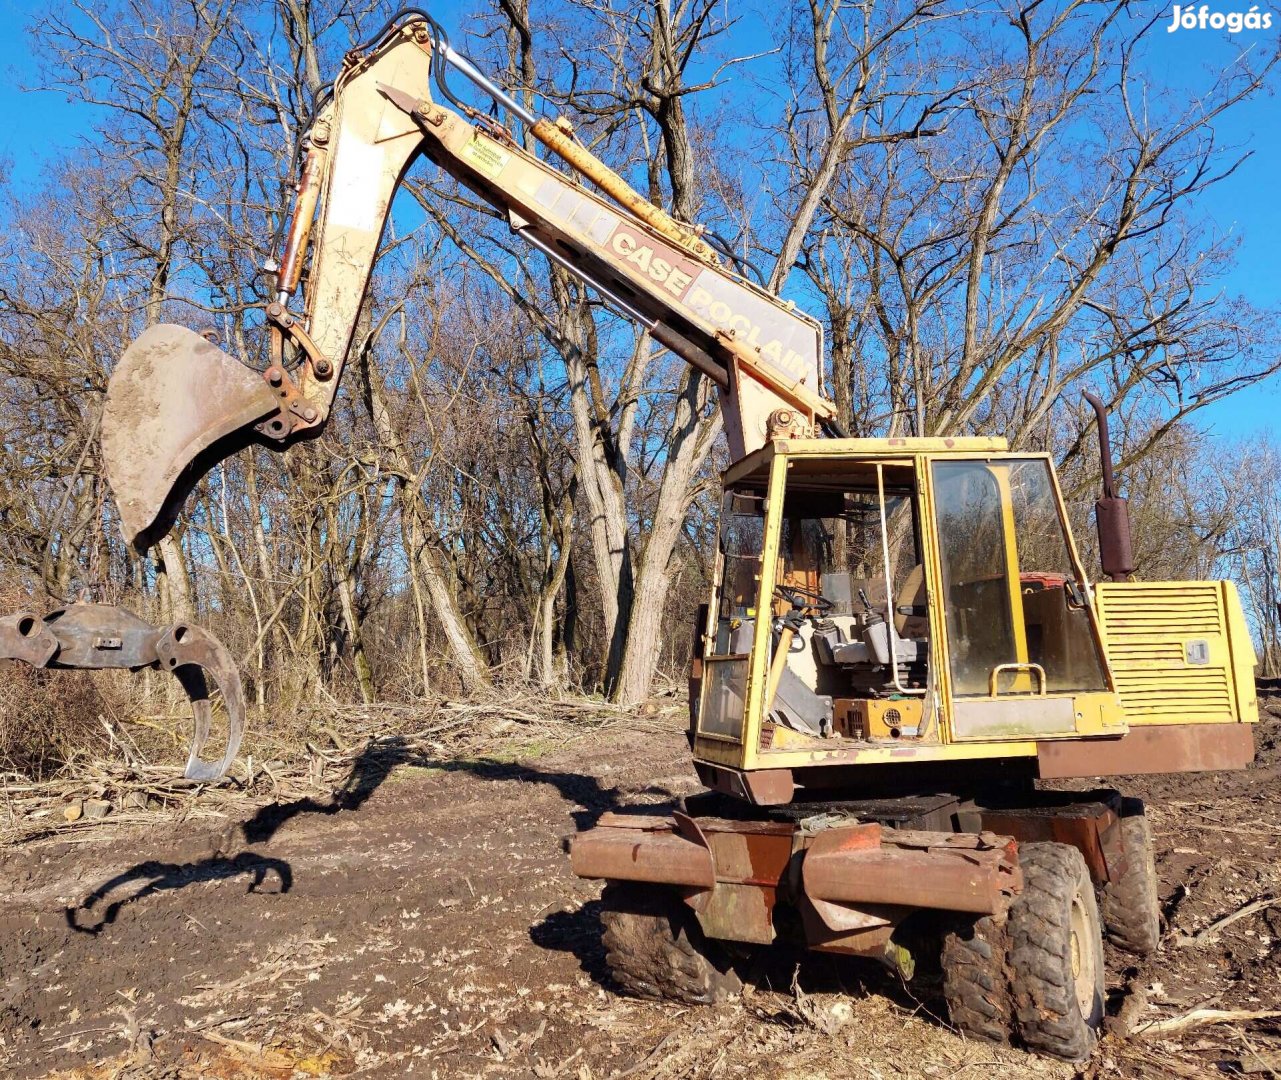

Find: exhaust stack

[1083,392,1135,582]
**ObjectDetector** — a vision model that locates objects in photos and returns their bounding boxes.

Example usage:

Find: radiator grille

[1096,582,1236,725]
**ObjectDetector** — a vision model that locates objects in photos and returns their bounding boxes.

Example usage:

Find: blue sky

[1,0,1278,437]
[1139,15,1281,437]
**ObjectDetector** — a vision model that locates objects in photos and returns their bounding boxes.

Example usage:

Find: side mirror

[1083,393,1136,582]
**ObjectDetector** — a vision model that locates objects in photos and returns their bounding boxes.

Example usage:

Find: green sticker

[461,135,512,179]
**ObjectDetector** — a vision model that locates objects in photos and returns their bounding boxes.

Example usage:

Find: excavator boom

[102,10,835,549]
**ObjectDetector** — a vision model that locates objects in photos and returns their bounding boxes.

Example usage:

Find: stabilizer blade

[102,324,279,549]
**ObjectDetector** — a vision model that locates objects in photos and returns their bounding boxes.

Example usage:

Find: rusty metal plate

[0,612,58,667]
[570,826,715,888]
[806,896,901,933]
[693,761,795,805]
[103,324,279,549]
[802,827,1021,915]
[1036,723,1256,778]
[979,801,1118,884]
[44,603,162,669]
[694,881,776,944]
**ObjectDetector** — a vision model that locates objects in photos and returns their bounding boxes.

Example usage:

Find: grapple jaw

[102,324,280,550]
[0,602,246,782]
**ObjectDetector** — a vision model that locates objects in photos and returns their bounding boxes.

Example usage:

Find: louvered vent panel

[1095,582,1235,725]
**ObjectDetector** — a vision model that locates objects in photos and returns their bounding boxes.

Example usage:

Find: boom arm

[101,12,836,549]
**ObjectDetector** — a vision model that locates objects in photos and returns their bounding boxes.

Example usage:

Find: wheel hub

[1070,894,1094,1015]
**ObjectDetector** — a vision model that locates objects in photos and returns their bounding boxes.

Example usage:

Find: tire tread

[1008,842,1104,1062]
[599,883,742,1006]
[942,914,1011,1044]
[1101,799,1161,956]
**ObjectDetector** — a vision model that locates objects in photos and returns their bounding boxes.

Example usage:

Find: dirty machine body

[572,436,1257,1057]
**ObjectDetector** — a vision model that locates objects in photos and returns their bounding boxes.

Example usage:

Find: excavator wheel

[599,883,742,1005]
[1008,843,1105,1062]
[1100,798,1161,956]
[941,914,1011,1044]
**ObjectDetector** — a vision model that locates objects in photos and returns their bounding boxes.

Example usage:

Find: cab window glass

[1007,461,1109,692]
[933,462,1018,695]
[933,459,1108,696]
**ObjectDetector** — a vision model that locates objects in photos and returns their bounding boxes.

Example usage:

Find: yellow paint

[694,737,747,765]
[693,442,1249,782]
[916,453,956,742]
[1096,580,1258,727]
[720,437,1012,487]
[990,463,1031,681]
[746,738,1041,769]
[1223,580,1261,723]
[740,453,789,771]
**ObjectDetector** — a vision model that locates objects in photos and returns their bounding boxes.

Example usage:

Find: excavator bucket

[102,324,279,550]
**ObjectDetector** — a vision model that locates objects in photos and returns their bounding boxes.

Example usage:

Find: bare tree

[1,0,1276,722]
[796,1,1280,454]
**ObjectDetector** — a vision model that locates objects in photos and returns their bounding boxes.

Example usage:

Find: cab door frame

[919,452,1123,743]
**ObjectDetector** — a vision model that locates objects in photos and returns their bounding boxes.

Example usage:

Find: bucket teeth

[102,323,279,549]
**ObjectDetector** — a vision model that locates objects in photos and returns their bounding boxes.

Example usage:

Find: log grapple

[0,602,245,782]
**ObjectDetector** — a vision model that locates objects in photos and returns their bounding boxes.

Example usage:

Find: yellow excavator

[97,11,1258,1063]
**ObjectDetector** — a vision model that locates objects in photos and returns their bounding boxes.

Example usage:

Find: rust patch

[1037,723,1255,778]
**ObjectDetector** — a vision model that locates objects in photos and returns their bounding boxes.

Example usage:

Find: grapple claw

[155,622,246,782]
[0,602,246,782]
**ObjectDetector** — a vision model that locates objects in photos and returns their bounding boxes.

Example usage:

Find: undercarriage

[572,784,1158,1061]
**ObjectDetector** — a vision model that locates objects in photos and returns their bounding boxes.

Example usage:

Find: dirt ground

[0,700,1278,1080]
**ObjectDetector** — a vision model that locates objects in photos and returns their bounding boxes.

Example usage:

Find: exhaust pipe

[1083,392,1135,582]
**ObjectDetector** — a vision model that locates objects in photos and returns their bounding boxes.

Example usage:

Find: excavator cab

[691,436,1131,802]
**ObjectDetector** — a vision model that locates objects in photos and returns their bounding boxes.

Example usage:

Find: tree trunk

[360,348,492,694]
[156,534,194,623]
[336,568,374,703]
[611,372,720,704]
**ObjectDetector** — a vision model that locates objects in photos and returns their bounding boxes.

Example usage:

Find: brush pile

[0,690,683,846]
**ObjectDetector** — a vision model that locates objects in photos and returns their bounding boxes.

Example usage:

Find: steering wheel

[773,583,834,615]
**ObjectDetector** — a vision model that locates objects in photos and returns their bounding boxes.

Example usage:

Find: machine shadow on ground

[64,737,683,936]
[238,735,684,844]
[65,851,293,934]
[527,900,956,1032]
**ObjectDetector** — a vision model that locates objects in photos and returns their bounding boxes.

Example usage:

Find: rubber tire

[599,883,743,1005]
[1008,843,1105,1062]
[942,914,1011,1044]
[1100,798,1161,956]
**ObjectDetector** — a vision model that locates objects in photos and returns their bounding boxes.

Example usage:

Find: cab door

[926,456,1118,740]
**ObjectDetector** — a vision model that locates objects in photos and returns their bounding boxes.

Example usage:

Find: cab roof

[722,436,1012,487]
